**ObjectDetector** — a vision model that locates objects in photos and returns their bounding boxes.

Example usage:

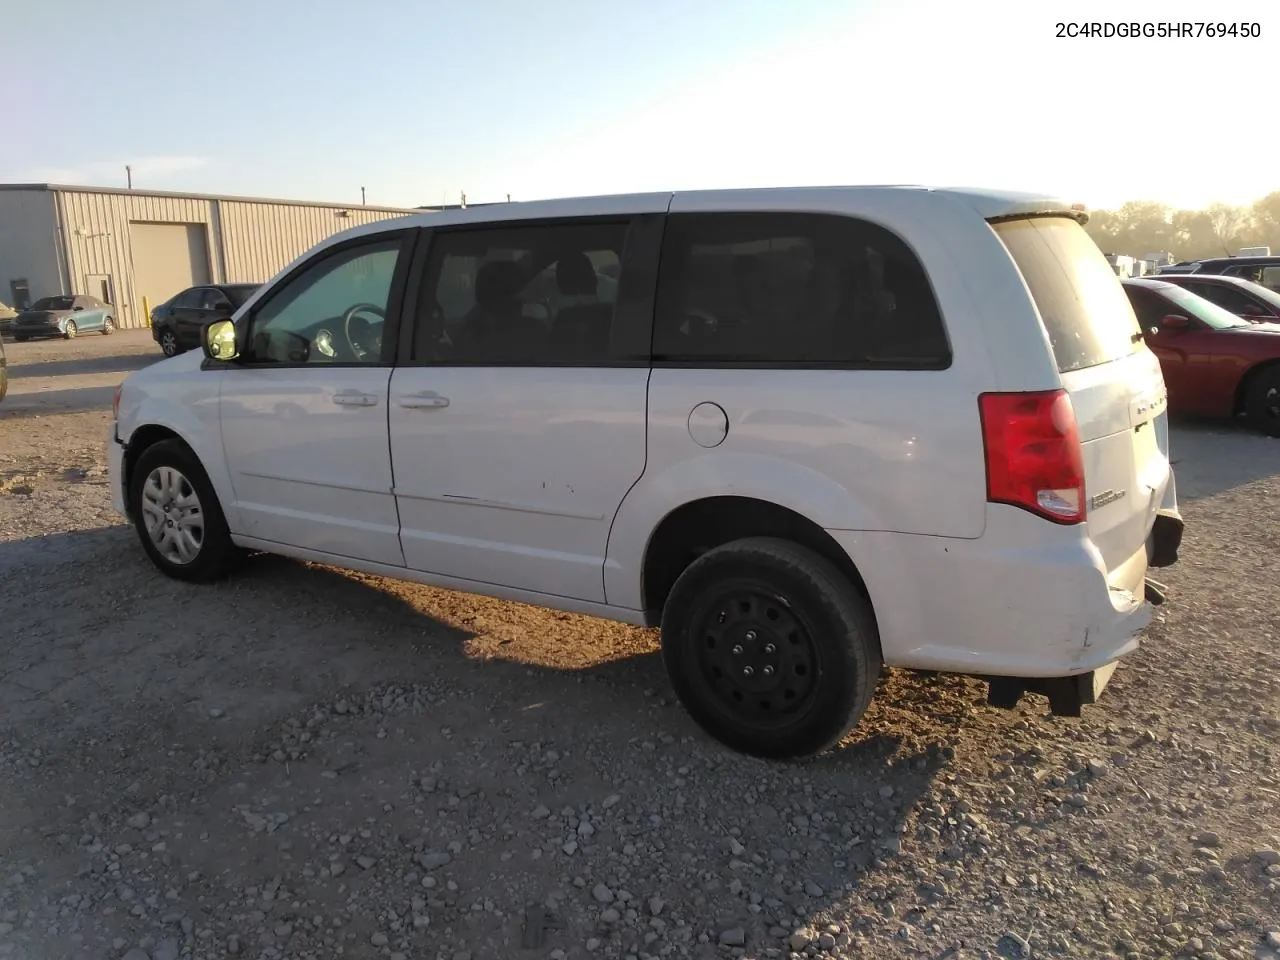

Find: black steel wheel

[660,536,881,759]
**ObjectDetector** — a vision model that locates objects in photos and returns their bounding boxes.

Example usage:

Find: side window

[174,289,202,309]
[199,288,231,311]
[246,237,403,365]
[413,220,631,365]
[1126,287,1167,328]
[1261,266,1280,293]
[652,212,949,367]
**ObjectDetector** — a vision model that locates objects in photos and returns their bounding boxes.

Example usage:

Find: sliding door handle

[399,392,450,409]
[332,390,378,407]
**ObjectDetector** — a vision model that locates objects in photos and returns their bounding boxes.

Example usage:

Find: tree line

[1085,192,1280,261]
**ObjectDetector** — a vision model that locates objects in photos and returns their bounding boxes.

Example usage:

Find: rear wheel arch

[640,495,877,634]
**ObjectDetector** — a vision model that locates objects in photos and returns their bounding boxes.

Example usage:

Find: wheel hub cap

[140,466,204,565]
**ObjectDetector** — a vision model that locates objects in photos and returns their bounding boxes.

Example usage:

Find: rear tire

[102,316,115,335]
[64,320,77,340]
[128,439,239,583]
[660,536,881,759]
[159,329,180,357]
[1246,367,1280,437]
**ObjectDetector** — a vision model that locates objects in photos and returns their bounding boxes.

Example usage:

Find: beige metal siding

[55,188,413,328]
[218,202,409,285]
[0,190,62,307]
[59,189,216,328]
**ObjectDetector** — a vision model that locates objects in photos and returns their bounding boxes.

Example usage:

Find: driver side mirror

[1161,314,1190,330]
[203,318,240,361]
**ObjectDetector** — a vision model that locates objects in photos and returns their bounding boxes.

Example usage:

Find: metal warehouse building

[0,184,423,328]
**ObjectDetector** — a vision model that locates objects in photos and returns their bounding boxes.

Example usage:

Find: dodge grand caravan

[108,186,1184,759]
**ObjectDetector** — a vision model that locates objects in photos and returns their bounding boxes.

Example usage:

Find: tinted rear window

[225,285,260,307]
[993,217,1142,374]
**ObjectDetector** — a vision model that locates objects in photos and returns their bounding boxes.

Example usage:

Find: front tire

[1246,367,1280,437]
[660,537,882,760]
[128,439,239,582]
[158,329,180,357]
[64,320,77,339]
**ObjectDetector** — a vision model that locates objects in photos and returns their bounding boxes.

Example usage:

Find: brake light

[978,390,1085,524]
[113,385,122,420]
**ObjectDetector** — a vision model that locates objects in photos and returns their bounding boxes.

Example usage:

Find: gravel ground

[0,333,1277,960]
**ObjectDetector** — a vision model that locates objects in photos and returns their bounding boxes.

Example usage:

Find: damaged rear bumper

[983,508,1184,718]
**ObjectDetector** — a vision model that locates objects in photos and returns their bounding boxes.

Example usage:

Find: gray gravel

[1,333,1278,959]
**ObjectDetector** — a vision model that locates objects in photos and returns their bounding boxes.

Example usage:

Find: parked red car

[1123,277,1280,436]
[1149,273,1280,323]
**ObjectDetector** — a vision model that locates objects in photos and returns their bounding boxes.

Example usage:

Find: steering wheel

[342,303,386,360]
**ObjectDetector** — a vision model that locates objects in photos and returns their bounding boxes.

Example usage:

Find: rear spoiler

[931,188,1090,226]
[985,204,1090,226]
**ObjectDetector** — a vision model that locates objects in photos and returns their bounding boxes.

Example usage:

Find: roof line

[0,182,426,214]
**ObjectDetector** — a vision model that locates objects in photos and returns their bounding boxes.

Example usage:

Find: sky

[2,0,1276,213]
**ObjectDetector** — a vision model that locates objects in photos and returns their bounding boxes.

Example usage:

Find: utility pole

[361,186,366,206]
[126,165,132,190]
[460,190,467,209]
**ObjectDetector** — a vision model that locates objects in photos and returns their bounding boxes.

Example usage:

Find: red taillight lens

[978,390,1085,524]
[113,385,122,420]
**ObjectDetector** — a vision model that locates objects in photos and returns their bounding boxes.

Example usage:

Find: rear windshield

[225,284,261,307]
[993,217,1142,374]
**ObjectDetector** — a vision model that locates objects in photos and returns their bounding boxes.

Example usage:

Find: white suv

[108,186,1184,759]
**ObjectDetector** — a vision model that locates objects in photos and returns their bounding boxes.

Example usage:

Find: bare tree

[1206,203,1251,255]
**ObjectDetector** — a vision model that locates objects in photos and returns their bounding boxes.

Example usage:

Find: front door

[218,231,415,566]
[388,212,663,602]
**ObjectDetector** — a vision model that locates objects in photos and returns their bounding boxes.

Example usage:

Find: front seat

[458,259,542,361]
[549,252,611,360]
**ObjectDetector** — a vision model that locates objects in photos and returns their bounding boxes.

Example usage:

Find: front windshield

[1159,284,1249,330]
[31,296,74,311]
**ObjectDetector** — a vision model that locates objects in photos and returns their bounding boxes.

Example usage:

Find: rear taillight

[113,385,122,420]
[978,390,1085,524]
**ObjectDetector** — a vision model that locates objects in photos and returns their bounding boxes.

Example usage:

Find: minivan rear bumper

[827,501,1181,711]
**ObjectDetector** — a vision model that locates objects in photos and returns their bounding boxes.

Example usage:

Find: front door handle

[332,390,378,407]
[399,391,450,409]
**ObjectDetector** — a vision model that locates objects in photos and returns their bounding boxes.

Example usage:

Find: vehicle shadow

[1,527,953,951]
[0,384,119,417]
[1168,418,1280,501]
[4,350,161,380]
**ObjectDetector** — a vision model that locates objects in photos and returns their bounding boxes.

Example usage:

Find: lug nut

[763,665,774,676]
[745,630,757,642]
[742,666,755,677]
[732,645,743,655]
[764,643,776,654]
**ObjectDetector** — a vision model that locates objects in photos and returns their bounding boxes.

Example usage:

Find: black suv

[1161,256,1280,292]
[151,283,261,357]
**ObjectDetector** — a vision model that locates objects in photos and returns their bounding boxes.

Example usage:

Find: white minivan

[108,186,1183,759]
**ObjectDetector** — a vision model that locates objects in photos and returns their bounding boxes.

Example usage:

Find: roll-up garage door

[130,222,211,326]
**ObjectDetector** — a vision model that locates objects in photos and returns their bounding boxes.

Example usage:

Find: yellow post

[142,296,151,328]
